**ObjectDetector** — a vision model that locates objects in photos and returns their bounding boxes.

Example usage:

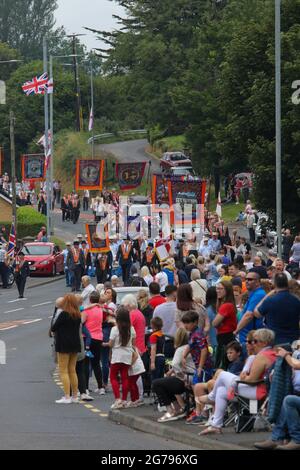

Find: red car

[23,242,64,276]
[160,152,192,171]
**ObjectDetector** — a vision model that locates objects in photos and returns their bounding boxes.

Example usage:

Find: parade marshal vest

[183,245,189,258]
[121,243,132,260]
[72,249,80,263]
[82,249,89,261]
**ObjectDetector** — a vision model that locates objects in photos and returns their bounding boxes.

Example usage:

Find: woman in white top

[141,265,154,287]
[103,306,136,409]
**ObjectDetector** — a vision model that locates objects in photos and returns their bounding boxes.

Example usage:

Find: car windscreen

[24,245,52,256]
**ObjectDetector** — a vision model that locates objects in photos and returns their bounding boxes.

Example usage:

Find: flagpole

[91,63,95,159]
[43,37,51,239]
[50,55,54,235]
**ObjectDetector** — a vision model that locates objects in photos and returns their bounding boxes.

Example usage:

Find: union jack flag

[22,73,49,96]
[7,223,16,256]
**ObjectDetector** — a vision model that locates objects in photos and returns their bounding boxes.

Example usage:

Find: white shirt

[81,284,96,308]
[171,345,195,374]
[155,271,168,293]
[143,274,153,286]
[110,326,136,365]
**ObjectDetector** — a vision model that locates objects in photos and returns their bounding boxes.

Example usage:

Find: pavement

[109,406,270,451]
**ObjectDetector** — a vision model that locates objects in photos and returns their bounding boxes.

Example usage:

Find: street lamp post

[0,60,23,233]
[275,0,282,257]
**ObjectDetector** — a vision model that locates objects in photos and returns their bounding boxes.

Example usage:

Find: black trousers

[76,359,87,395]
[85,339,103,389]
[83,197,89,211]
[0,262,8,288]
[96,269,108,284]
[16,274,26,297]
[121,263,131,284]
[248,228,256,243]
[71,266,82,292]
[152,377,185,407]
[164,339,175,360]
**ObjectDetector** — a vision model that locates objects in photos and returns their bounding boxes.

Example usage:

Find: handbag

[128,353,146,376]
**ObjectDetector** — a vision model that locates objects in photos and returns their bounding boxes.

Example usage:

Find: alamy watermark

[93,198,205,241]
[292,80,300,105]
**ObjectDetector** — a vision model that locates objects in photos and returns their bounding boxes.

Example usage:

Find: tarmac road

[0,279,197,450]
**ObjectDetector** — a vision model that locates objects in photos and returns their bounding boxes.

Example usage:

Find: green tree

[0,0,62,59]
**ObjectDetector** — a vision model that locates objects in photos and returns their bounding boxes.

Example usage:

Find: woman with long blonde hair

[51,294,82,404]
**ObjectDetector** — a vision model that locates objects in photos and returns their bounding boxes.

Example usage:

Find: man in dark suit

[117,238,135,284]
[66,240,85,292]
[14,252,30,299]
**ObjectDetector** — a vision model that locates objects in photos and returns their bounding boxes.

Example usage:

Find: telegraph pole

[43,37,51,239]
[275,0,282,257]
[68,34,85,132]
[9,110,17,230]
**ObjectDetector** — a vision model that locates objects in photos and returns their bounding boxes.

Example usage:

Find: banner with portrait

[76,159,105,191]
[21,154,45,181]
[151,174,172,212]
[168,177,206,226]
[85,223,110,253]
[116,162,147,190]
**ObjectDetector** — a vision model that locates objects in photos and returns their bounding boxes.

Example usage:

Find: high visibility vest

[72,249,80,263]
[121,243,132,260]
[146,249,154,264]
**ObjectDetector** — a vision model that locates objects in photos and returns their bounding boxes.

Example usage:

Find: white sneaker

[111,399,124,410]
[99,388,106,395]
[81,393,94,402]
[55,397,72,404]
[158,404,167,412]
[72,397,80,404]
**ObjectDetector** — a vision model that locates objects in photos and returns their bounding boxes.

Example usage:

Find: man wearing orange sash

[66,240,85,292]
[117,238,134,284]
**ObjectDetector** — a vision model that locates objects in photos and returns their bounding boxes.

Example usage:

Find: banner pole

[43,37,51,240]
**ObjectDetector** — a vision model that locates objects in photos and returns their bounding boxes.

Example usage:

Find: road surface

[0,279,197,450]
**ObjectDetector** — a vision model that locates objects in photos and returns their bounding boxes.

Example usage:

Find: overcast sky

[55,0,124,50]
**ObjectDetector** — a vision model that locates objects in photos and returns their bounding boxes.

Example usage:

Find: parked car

[166,166,196,177]
[114,286,149,306]
[23,242,64,276]
[160,152,192,171]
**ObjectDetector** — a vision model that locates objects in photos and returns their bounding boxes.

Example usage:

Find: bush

[0,206,46,241]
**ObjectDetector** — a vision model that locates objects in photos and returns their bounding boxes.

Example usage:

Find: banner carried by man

[115,162,147,190]
[21,154,45,181]
[75,159,105,191]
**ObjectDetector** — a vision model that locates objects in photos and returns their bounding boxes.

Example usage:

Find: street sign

[0,80,6,104]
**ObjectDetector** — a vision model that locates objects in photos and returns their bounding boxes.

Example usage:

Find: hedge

[0,206,47,240]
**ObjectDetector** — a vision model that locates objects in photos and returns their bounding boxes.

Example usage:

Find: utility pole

[90,62,95,158]
[275,0,282,257]
[69,34,84,132]
[43,37,51,239]
[9,110,17,230]
[49,55,54,235]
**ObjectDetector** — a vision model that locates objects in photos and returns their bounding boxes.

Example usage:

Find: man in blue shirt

[254,273,300,345]
[208,233,222,253]
[234,271,266,344]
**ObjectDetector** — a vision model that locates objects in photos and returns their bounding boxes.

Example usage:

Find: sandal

[198,426,222,436]
[157,411,179,423]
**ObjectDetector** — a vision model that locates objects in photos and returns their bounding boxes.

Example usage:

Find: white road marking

[31,301,52,308]
[7,299,27,304]
[4,308,25,314]
[22,319,42,325]
[0,325,18,331]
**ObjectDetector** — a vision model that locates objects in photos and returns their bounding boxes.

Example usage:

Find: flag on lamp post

[216,192,222,218]
[88,106,94,132]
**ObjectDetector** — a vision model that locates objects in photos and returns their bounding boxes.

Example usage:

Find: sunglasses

[246,278,257,281]
[246,339,259,344]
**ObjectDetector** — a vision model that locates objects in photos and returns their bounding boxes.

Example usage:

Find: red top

[216,303,237,335]
[149,296,166,310]
[130,309,146,354]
